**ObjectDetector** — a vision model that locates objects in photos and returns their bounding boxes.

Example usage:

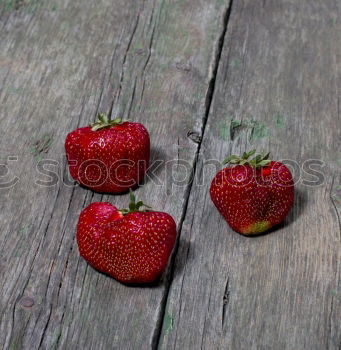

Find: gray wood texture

[160,0,341,349]
[0,0,230,349]
[0,0,340,349]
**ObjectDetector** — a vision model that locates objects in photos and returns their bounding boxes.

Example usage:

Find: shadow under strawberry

[78,182,140,196]
[138,147,167,187]
[282,187,307,226]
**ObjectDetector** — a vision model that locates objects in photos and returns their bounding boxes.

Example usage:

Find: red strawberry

[210,150,294,235]
[76,191,177,283]
[65,114,150,193]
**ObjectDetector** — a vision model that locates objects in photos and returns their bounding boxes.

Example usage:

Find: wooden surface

[0,0,340,349]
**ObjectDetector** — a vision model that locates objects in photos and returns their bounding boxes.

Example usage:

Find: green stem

[118,190,152,215]
[90,114,123,131]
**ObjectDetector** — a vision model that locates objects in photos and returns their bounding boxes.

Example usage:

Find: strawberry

[76,191,177,284]
[65,114,150,193]
[210,150,294,235]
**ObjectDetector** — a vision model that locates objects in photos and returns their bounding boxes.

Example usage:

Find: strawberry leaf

[247,149,256,158]
[259,160,271,166]
[90,114,123,131]
[223,155,239,164]
[98,114,108,124]
[223,150,272,168]
[112,117,122,124]
[135,201,144,210]
[130,189,136,204]
[261,151,270,160]
[119,190,153,215]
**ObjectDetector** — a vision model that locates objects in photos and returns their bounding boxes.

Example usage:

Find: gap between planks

[152,1,235,349]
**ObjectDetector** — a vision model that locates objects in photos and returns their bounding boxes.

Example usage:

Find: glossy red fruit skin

[65,122,150,193]
[210,161,294,235]
[76,202,177,284]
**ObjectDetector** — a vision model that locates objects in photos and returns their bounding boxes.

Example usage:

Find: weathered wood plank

[160,0,341,349]
[0,0,230,349]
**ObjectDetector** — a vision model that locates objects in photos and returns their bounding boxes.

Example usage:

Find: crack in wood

[330,175,341,239]
[37,304,52,349]
[127,76,138,119]
[142,10,157,73]
[222,278,230,331]
[328,175,341,349]
[113,10,141,115]
[153,1,235,349]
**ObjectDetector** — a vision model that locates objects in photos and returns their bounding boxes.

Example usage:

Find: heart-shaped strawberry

[76,192,177,283]
[210,150,294,235]
[65,114,150,193]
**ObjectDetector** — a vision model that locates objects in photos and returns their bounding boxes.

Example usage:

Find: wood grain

[0,0,230,349]
[1,0,340,348]
[160,0,341,349]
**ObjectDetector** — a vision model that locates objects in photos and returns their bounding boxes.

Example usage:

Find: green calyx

[90,114,123,131]
[119,190,152,215]
[223,149,271,168]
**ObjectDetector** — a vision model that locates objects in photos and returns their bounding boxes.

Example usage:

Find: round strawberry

[210,150,294,235]
[65,114,150,193]
[76,191,177,284]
